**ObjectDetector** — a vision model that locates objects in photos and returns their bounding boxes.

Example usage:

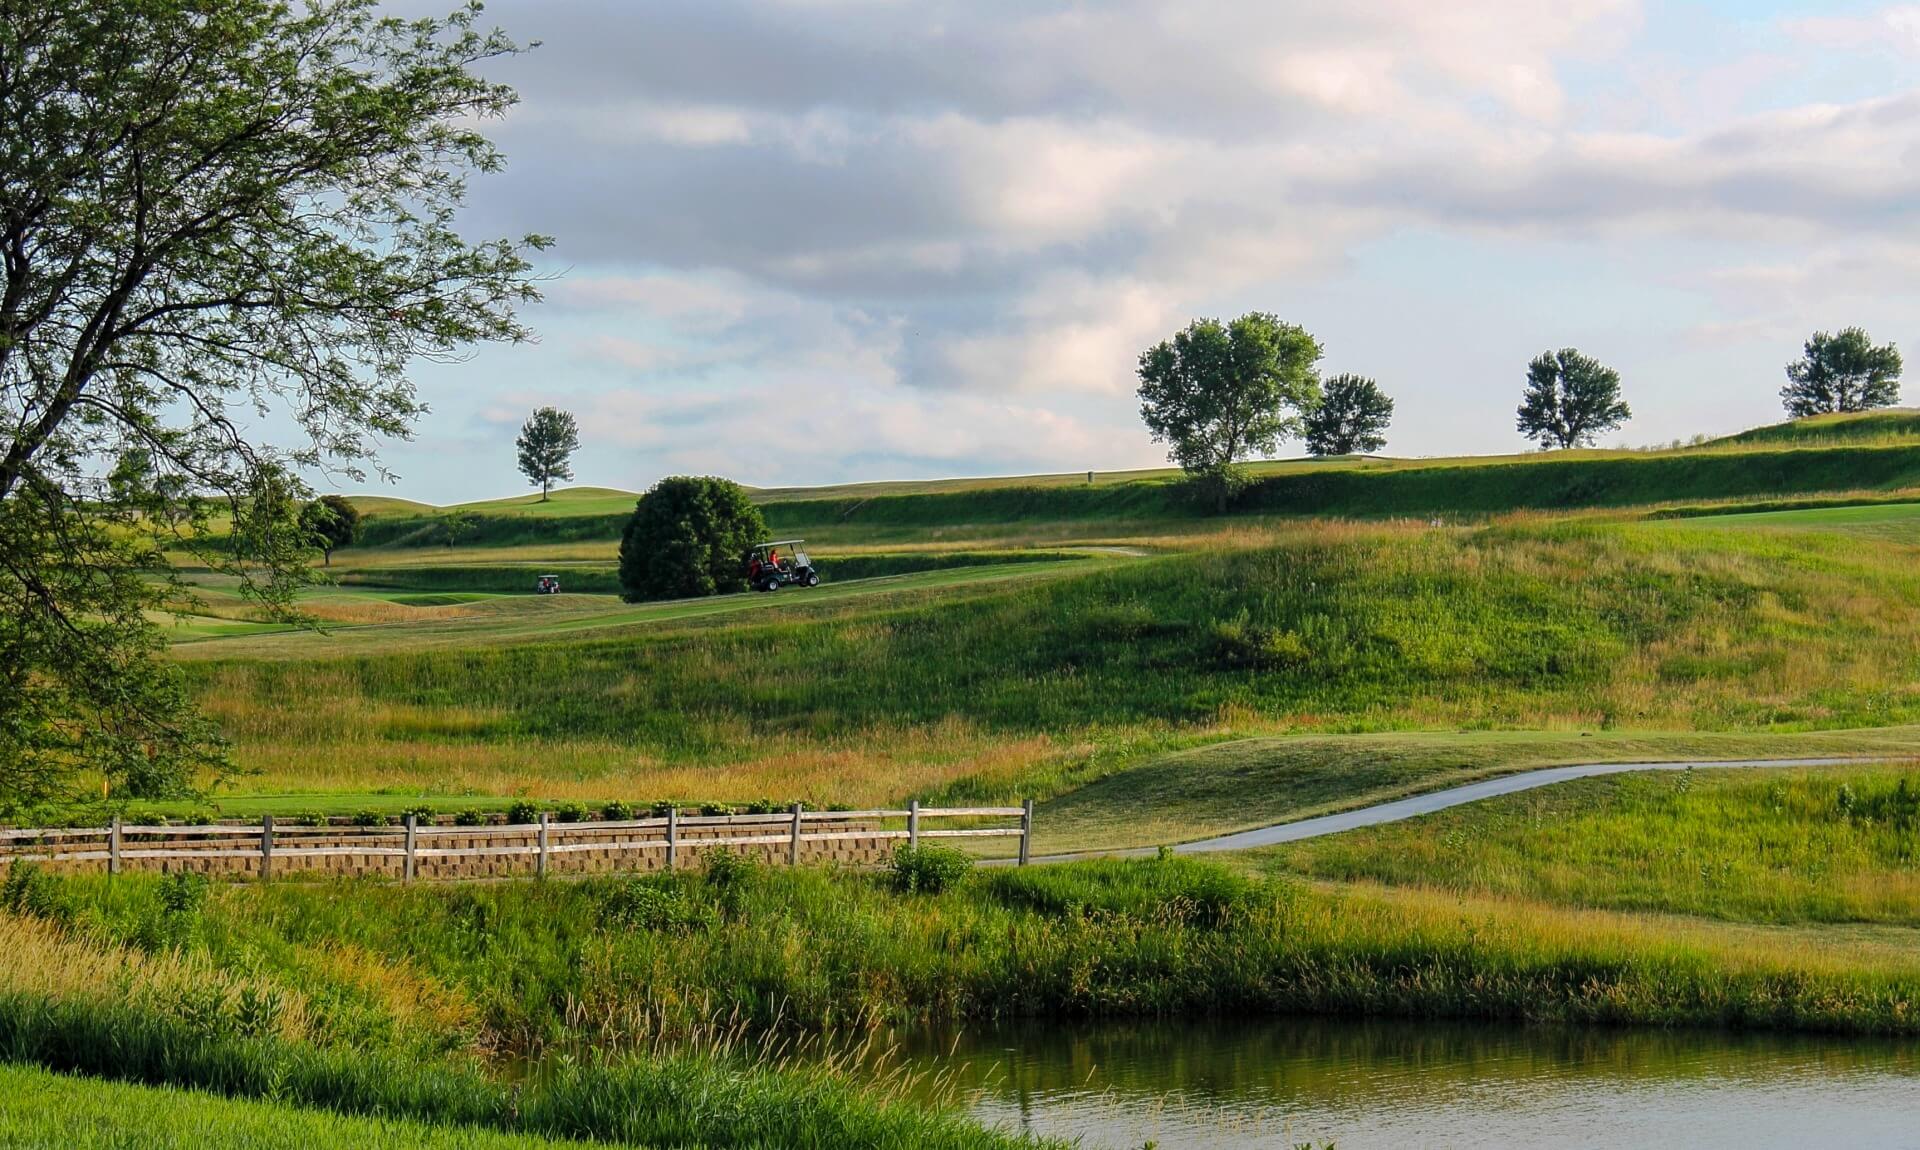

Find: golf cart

[535,573,562,594]
[745,540,819,592]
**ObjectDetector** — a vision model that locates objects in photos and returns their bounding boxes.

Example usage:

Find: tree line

[1136,317,1906,504]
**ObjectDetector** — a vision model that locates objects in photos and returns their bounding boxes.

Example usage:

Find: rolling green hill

[1709,409,1920,448]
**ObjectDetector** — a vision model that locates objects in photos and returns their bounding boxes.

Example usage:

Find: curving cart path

[1024,757,1882,864]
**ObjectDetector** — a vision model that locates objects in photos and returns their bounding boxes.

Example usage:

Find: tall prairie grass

[180,519,1920,805]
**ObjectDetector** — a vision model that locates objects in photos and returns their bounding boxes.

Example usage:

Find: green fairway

[172,556,1104,658]
[1682,500,1920,542]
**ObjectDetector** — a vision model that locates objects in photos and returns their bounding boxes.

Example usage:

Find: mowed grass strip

[1254,763,1920,926]
[0,1062,599,1150]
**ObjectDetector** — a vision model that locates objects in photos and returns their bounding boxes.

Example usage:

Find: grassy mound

[1711,410,1920,448]
[1257,763,1920,926]
[175,516,1920,807]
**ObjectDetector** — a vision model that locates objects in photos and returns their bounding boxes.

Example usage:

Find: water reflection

[894,1016,1920,1149]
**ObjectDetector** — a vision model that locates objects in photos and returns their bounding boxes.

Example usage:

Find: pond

[894,1016,1920,1149]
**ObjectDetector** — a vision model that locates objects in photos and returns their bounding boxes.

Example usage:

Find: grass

[1710,409,1920,448]
[1011,727,1920,854]
[0,884,1060,1150]
[1253,763,1920,926]
[145,516,1920,814]
[341,435,1920,555]
[0,1062,603,1150]
[12,860,1920,1044]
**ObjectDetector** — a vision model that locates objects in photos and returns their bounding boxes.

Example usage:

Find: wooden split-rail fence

[0,800,1035,882]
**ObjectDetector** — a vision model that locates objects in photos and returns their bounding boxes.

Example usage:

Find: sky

[345,0,1920,503]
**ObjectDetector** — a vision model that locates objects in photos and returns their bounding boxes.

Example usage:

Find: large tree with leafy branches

[1303,373,1394,456]
[0,1,545,810]
[1136,313,1322,511]
[1515,349,1631,449]
[1781,328,1903,418]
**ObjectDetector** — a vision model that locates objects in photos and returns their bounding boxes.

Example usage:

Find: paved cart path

[1023,756,1879,864]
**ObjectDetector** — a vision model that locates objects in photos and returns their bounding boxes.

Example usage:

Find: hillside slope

[186,517,1920,805]
[345,442,1920,552]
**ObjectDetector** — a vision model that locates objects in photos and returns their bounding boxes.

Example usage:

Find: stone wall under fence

[0,804,1032,882]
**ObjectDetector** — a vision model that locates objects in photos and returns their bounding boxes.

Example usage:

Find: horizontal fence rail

[0,800,1035,882]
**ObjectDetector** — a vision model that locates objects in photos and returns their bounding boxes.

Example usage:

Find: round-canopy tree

[515,406,579,501]
[1782,328,1903,417]
[1516,349,1631,449]
[0,2,544,808]
[1303,374,1394,456]
[1136,313,1321,511]
[619,477,768,602]
[298,494,362,567]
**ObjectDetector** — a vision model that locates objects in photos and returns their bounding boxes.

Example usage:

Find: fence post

[403,814,417,883]
[108,815,122,877]
[259,814,273,883]
[665,806,679,871]
[536,811,550,879]
[1019,799,1033,866]
[907,799,920,850]
[789,802,803,866]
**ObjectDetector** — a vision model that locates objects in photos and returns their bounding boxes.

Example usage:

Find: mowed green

[1684,500,1920,543]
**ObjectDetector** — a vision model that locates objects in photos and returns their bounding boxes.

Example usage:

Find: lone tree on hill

[1136,313,1322,512]
[299,495,363,567]
[1516,349,1631,449]
[619,477,768,602]
[1303,374,1395,456]
[1782,328,1904,417]
[0,3,544,808]
[516,406,580,501]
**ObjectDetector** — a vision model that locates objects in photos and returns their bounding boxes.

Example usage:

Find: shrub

[982,855,1258,928]
[701,849,757,920]
[1205,614,1310,671]
[600,800,634,822]
[452,809,488,827]
[593,877,711,932]
[349,810,390,828]
[505,801,540,825]
[617,475,768,602]
[398,805,435,824]
[887,845,973,895]
[0,864,69,922]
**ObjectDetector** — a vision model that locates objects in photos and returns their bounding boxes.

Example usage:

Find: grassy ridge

[344,442,1920,553]
[1711,410,1920,448]
[1257,764,1920,926]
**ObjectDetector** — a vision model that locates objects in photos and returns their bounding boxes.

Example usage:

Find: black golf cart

[745,540,819,591]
